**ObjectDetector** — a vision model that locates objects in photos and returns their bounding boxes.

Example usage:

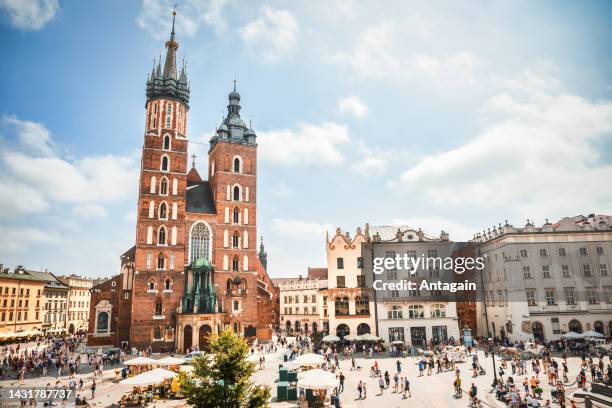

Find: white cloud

[0,225,61,252]
[258,122,350,167]
[137,0,228,39]
[0,115,139,218]
[391,216,475,242]
[335,23,401,78]
[391,71,612,221]
[337,96,368,118]
[2,114,54,156]
[272,182,295,198]
[350,141,393,176]
[72,204,108,219]
[0,178,48,217]
[0,0,58,31]
[414,51,479,86]
[239,7,299,63]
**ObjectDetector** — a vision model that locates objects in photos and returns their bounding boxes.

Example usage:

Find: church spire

[162,8,179,79]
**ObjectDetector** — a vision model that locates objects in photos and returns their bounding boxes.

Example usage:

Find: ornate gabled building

[87,11,278,352]
[322,227,376,338]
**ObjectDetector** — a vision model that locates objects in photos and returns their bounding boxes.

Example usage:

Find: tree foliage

[181,329,271,408]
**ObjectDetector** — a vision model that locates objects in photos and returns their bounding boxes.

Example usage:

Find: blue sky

[0,0,611,278]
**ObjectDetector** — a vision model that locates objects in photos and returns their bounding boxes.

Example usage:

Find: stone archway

[68,324,75,334]
[336,324,350,338]
[569,319,582,333]
[357,323,371,335]
[285,320,291,334]
[594,321,604,335]
[184,325,193,352]
[532,321,544,342]
[199,324,212,351]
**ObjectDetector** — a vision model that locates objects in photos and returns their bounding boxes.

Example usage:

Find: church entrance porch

[176,314,225,353]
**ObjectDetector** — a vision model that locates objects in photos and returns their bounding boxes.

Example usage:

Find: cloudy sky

[1,0,611,278]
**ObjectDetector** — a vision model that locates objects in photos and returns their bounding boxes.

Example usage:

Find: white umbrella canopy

[120,368,177,386]
[123,356,157,366]
[583,330,604,338]
[155,356,185,366]
[360,333,381,341]
[322,334,340,343]
[294,353,325,366]
[297,369,338,390]
[562,331,584,339]
[343,334,362,342]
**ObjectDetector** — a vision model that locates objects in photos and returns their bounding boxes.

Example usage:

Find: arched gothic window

[232,231,240,248]
[226,279,232,291]
[163,135,171,150]
[155,298,163,316]
[165,102,172,128]
[161,156,169,172]
[96,311,109,333]
[158,226,167,245]
[160,177,168,195]
[232,256,239,271]
[159,202,167,220]
[233,157,242,173]
[157,253,165,270]
[164,279,171,291]
[233,185,240,201]
[233,207,240,223]
[190,223,211,263]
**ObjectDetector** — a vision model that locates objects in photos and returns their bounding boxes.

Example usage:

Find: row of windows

[522,264,608,279]
[148,101,185,132]
[146,252,176,271]
[0,298,41,308]
[283,294,318,304]
[0,287,40,296]
[1,311,40,322]
[336,257,364,270]
[521,287,611,306]
[223,206,249,225]
[334,296,370,316]
[515,246,606,259]
[283,307,317,315]
[386,304,446,319]
[336,275,366,288]
[147,279,173,292]
[149,176,178,196]
[211,156,245,177]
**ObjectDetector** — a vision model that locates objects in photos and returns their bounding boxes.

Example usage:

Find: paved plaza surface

[0,338,592,407]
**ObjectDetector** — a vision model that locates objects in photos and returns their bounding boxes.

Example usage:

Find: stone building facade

[58,275,92,334]
[86,12,278,352]
[363,225,461,347]
[474,214,612,342]
[275,276,327,335]
[321,228,376,338]
[0,266,46,337]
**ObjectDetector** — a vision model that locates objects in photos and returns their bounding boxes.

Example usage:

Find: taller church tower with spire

[129,9,191,350]
[84,10,279,352]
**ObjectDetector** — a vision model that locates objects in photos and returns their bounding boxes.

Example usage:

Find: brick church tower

[130,11,190,350]
[87,11,279,352]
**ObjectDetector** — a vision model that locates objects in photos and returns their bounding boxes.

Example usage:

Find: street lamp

[489,338,498,388]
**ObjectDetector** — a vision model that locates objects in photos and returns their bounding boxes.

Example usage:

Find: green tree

[181,329,271,408]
